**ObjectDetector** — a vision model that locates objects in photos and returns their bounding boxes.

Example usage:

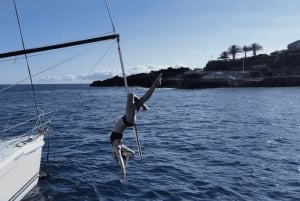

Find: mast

[0,34,119,59]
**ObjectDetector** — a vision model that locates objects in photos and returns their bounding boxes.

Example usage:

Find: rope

[0,53,43,63]
[0,42,103,94]
[45,129,51,176]
[85,41,116,81]
[13,0,39,114]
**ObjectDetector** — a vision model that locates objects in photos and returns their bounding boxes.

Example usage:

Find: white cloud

[34,63,192,83]
[62,74,76,81]
[79,70,115,81]
[35,75,60,82]
[128,63,190,75]
[34,69,116,83]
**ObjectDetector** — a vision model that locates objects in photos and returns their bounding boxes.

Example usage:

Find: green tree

[218,51,230,61]
[228,45,242,61]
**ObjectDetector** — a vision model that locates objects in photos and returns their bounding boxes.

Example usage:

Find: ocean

[1,84,300,201]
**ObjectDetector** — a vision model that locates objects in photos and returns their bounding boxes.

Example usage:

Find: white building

[288,40,300,50]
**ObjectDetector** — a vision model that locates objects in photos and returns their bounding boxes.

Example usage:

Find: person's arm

[137,73,162,107]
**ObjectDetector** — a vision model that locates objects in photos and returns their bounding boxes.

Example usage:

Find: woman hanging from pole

[110,73,162,181]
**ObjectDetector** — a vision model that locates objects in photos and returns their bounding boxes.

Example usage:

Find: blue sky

[1,0,300,84]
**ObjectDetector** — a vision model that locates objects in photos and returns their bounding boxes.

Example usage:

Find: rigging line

[85,40,116,80]
[104,0,128,92]
[104,0,116,33]
[13,0,39,114]
[0,43,102,94]
[0,53,45,63]
[45,128,51,176]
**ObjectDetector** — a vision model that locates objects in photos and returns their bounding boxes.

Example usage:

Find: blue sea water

[1,84,300,201]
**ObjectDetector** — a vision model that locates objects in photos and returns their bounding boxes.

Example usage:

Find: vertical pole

[117,37,143,159]
[117,38,129,95]
[104,0,143,159]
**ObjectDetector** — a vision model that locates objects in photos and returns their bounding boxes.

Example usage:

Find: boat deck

[0,135,35,163]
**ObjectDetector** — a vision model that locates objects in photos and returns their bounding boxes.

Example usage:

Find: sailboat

[0,111,52,201]
[0,0,142,199]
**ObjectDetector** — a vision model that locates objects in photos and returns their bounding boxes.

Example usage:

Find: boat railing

[0,110,53,141]
[0,111,53,160]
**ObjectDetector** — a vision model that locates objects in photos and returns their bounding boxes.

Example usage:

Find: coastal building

[288,40,300,50]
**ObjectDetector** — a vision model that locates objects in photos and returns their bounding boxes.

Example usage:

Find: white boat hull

[0,134,44,201]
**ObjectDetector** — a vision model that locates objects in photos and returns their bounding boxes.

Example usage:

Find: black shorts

[110,132,123,144]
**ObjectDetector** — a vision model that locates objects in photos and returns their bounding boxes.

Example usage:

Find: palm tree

[242,45,252,59]
[242,46,251,73]
[228,45,242,61]
[250,43,263,56]
[218,51,230,61]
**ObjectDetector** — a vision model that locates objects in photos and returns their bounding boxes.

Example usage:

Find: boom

[0,34,119,59]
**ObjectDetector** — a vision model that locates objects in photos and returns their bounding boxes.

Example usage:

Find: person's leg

[121,144,135,167]
[112,139,126,180]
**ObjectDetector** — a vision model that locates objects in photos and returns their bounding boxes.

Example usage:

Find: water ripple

[6,85,300,201]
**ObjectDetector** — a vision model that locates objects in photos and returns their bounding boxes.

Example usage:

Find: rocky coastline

[90,48,300,89]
